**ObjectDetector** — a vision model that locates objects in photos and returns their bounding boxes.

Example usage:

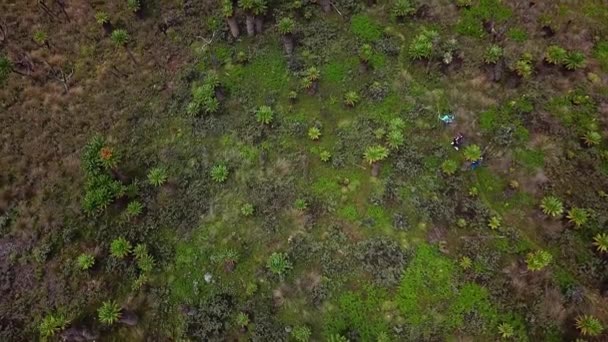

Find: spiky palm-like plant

[392,0,415,20]
[364,145,389,164]
[364,145,389,176]
[111,29,129,46]
[236,312,250,327]
[211,164,229,183]
[582,131,602,147]
[136,252,155,273]
[125,200,143,218]
[409,29,438,60]
[133,243,149,260]
[308,127,321,140]
[110,237,132,259]
[488,216,501,230]
[463,144,482,161]
[39,313,69,338]
[307,67,321,81]
[525,250,552,271]
[484,45,503,64]
[278,17,296,54]
[389,118,406,132]
[545,45,567,65]
[514,59,533,78]
[98,300,122,325]
[222,0,240,38]
[327,334,348,342]
[33,30,48,47]
[267,252,292,277]
[567,207,588,228]
[294,198,308,211]
[344,91,360,107]
[320,150,332,162]
[255,105,274,125]
[459,256,472,269]
[77,253,95,270]
[593,233,608,253]
[277,17,295,35]
[292,325,312,342]
[301,66,320,89]
[441,159,458,175]
[359,44,373,63]
[241,203,254,216]
[127,0,141,12]
[95,11,110,25]
[540,196,563,218]
[189,83,220,115]
[387,129,404,149]
[498,322,514,338]
[565,51,586,70]
[147,167,168,186]
[575,314,603,336]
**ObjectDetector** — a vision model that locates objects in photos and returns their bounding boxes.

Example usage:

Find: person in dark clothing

[451,133,464,150]
[471,157,484,170]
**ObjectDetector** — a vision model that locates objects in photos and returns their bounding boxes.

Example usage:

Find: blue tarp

[439,114,454,124]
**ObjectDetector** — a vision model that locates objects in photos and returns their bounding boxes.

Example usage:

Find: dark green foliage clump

[185,294,235,340]
[0,54,11,84]
[484,45,503,64]
[38,313,69,338]
[350,14,382,42]
[81,136,126,214]
[457,0,512,38]
[356,238,409,286]
[82,173,125,213]
[187,73,221,116]
[324,286,389,341]
[564,51,586,70]
[267,252,292,277]
[545,45,567,65]
[392,0,415,20]
[409,28,439,60]
[507,27,527,42]
[397,244,498,337]
[594,41,608,70]
[127,0,141,12]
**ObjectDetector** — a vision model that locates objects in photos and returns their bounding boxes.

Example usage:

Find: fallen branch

[331,2,343,17]
[0,19,7,45]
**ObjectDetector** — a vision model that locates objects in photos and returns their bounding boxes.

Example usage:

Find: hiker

[451,133,464,150]
[471,157,484,170]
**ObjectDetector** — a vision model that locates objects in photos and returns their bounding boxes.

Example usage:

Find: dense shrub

[409,28,439,60]
[350,14,382,42]
[81,136,126,214]
[324,286,389,341]
[397,244,498,336]
[456,0,512,38]
[356,238,409,286]
[185,294,235,340]
[250,311,287,341]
